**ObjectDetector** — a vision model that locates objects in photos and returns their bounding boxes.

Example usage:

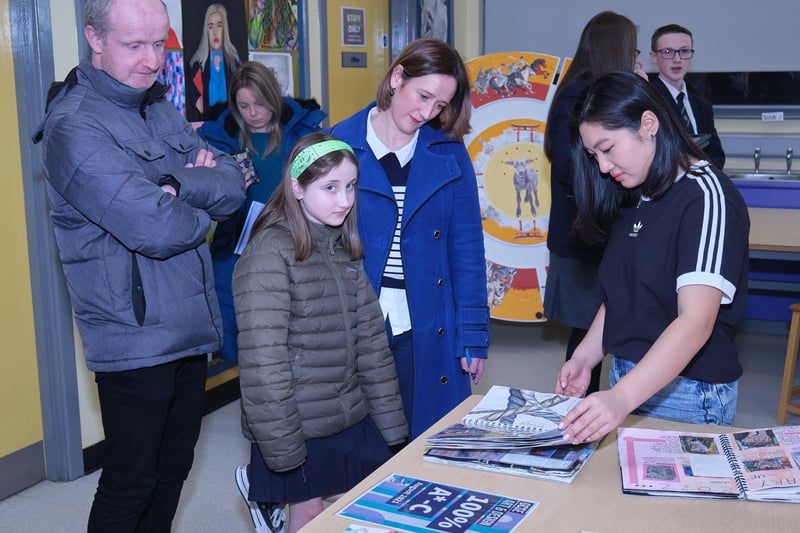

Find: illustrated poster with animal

[465,52,565,322]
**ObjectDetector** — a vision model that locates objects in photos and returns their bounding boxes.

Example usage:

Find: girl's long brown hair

[250,132,362,261]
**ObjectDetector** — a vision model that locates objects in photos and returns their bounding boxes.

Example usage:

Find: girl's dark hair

[376,37,472,141]
[250,132,362,261]
[570,70,706,241]
[228,61,283,158]
[544,11,640,161]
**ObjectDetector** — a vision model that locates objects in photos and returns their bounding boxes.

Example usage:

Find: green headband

[290,140,354,180]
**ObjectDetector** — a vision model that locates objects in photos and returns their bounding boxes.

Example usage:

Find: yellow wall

[307,0,324,109]
[319,0,482,125]
[308,1,484,122]
[325,0,390,124]
[453,0,482,61]
[0,0,44,456]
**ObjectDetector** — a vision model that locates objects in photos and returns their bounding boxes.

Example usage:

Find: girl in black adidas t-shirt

[555,71,750,444]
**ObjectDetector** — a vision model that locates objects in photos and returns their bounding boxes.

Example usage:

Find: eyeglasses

[654,48,695,60]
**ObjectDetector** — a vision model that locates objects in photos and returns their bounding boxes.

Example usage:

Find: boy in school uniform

[649,24,726,170]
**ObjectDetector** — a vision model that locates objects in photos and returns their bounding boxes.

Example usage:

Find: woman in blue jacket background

[330,38,490,438]
[199,61,325,363]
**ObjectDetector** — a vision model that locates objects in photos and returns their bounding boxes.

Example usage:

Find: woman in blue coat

[199,61,325,363]
[330,38,490,438]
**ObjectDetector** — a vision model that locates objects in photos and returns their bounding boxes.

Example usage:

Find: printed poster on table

[337,473,538,532]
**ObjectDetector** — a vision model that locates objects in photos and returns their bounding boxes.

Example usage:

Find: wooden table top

[748,207,800,253]
[300,395,800,533]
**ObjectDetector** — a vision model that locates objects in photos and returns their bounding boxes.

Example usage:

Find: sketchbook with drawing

[422,386,595,483]
[456,385,582,444]
[617,425,800,503]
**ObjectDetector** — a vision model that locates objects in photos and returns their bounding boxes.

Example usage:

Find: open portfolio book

[423,386,595,483]
[618,426,800,502]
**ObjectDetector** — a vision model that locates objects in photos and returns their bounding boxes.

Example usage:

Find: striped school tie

[676,92,694,134]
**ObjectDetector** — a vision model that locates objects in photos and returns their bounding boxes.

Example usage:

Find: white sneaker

[235,464,287,533]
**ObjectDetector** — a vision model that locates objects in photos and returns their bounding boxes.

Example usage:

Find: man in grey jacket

[34,0,245,530]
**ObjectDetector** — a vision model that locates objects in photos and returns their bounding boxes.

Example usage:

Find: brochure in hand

[233,200,266,256]
[618,425,800,502]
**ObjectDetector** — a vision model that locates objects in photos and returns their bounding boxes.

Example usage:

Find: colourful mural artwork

[486,261,545,322]
[465,52,566,322]
[469,118,550,246]
[466,52,558,109]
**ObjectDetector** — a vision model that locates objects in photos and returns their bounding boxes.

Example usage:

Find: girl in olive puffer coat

[232,133,407,532]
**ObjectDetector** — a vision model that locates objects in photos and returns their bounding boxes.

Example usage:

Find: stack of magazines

[423,385,597,483]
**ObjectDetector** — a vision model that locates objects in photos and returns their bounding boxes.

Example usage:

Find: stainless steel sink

[729,172,800,181]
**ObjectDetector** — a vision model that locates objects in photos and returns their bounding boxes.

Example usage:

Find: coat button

[437,327,444,335]
[437,278,443,286]
[433,229,441,238]
[440,376,448,384]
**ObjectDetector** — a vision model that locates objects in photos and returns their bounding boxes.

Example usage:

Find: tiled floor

[0,320,795,532]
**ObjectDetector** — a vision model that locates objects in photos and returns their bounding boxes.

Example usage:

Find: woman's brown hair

[544,11,640,161]
[375,37,472,141]
[228,61,283,158]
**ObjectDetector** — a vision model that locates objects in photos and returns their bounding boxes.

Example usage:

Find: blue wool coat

[330,104,490,436]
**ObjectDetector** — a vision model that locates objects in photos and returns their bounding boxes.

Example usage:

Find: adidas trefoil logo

[629,220,643,238]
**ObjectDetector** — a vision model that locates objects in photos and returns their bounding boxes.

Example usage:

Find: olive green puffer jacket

[233,221,408,472]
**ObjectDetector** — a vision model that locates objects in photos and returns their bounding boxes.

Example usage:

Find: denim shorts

[609,356,738,425]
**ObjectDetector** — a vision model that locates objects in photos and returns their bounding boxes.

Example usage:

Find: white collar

[675,160,711,183]
[366,107,418,167]
[659,76,687,100]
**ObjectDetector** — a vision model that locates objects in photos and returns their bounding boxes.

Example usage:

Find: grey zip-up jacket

[233,222,408,472]
[34,59,245,372]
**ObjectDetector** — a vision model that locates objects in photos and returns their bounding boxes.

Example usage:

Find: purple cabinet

[732,177,800,209]
[733,178,800,326]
